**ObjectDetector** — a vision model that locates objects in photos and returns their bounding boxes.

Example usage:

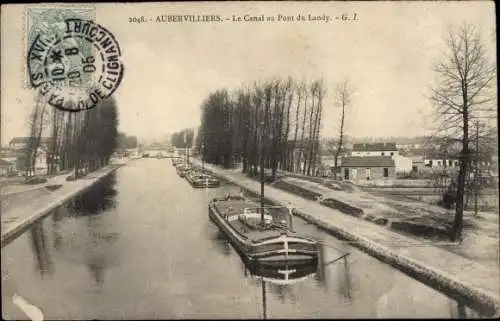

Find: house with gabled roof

[351,142,398,157]
[350,141,414,173]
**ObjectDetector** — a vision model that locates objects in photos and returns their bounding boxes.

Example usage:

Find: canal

[1,159,481,319]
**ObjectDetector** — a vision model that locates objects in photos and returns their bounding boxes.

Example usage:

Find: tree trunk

[452,110,469,242]
[334,99,346,179]
[299,89,309,174]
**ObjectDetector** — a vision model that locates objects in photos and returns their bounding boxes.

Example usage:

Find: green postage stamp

[25,6,124,112]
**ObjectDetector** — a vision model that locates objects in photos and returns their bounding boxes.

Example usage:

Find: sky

[1,1,496,145]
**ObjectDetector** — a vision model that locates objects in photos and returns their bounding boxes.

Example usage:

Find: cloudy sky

[1,1,496,145]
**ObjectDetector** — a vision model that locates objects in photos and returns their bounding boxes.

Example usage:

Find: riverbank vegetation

[171,129,195,149]
[23,95,119,177]
[196,77,326,181]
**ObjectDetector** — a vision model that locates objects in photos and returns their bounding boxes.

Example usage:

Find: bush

[246,172,278,183]
[7,171,17,177]
[24,176,47,185]
[438,191,456,209]
[273,180,322,201]
[45,184,62,191]
[390,220,450,239]
[373,217,389,226]
[320,197,364,217]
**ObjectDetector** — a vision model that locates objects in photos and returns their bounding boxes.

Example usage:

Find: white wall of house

[320,155,342,167]
[351,150,399,157]
[424,158,459,168]
[0,161,16,176]
[397,143,422,149]
[1,157,18,171]
[34,148,48,174]
[393,155,413,173]
[10,143,27,150]
[10,142,51,151]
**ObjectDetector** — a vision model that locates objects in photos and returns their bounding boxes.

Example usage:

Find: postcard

[1,1,498,320]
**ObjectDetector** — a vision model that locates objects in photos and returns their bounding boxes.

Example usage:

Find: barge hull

[208,204,318,267]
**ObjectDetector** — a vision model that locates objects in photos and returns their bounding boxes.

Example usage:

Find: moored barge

[208,194,319,267]
[185,171,220,188]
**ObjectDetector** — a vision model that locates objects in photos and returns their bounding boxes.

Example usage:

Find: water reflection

[28,221,53,276]
[339,255,352,302]
[243,260,318,319]
[66,173,118,217]
[235,241,354,319]
[40,172,119,288]
[315,242,353,303]
[209,229,232,256]
[52,206,63,251]
[83,215,119,289]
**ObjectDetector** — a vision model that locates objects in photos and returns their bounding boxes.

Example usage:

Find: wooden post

[261,279,267,319]
[287,203,294,232]
[202,142,205,171]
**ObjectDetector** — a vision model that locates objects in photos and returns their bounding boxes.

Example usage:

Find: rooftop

[342,156,395,168]
[402,148,460,159]
[352,142,397,152]
[0,158,14,165]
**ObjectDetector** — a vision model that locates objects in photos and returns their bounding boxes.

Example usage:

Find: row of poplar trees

[171,129,195,148]
[196,77,326,181]
[24,93,119,177]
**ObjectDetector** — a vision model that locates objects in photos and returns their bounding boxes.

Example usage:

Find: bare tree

[333,79,352,179]
[312,79,326,176]
[290,81,303,172]
[281,77,294,172]
[429,22,496,241]
[198,77,326,178]
[25,93,49,177]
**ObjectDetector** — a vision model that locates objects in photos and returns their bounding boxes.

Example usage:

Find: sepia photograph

[1,1,498,319]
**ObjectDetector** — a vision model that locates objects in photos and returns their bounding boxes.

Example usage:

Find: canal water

[1,159,482,319]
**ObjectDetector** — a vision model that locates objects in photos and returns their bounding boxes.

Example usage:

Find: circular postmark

[27,18,124,112]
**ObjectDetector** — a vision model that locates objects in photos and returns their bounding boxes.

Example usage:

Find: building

[404,148,460,169]
[392,154,414,173]
[8,137,53,150]
[0,159,16,176]
[409,156,426,172]
[424,158,460,168]
[341,156,395,185]
[395,137,429,150]
[351,142,398,157]
[14,147,49,175]
[321,155,341,168]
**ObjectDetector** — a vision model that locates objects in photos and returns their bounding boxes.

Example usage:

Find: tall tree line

[171,128,195,148]
[25,97,119,176]
[197,77,326,180]
[117,133,138,150]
